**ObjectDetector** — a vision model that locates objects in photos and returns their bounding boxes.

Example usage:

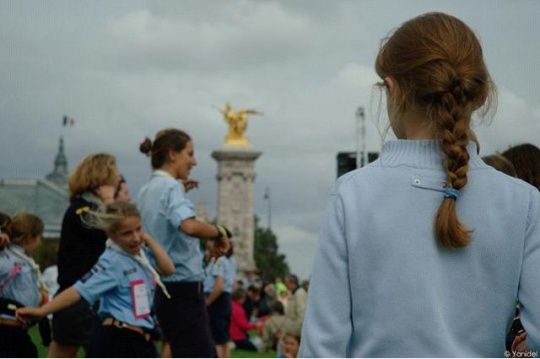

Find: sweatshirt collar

[379,140,486,169]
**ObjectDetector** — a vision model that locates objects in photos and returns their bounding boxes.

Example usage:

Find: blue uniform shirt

[203,256,236,294]
[137,170,203,282]
[222,256,236,294]
[0,245,41,318]
[203,258,219,294]
[73,247,156,329]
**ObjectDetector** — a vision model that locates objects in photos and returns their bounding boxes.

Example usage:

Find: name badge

[130,279,150,319]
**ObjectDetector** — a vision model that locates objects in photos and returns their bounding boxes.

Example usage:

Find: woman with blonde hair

[49,153,119,357]
[300,13,540,357]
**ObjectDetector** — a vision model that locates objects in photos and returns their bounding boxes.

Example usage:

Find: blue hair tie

[444,188,460,200]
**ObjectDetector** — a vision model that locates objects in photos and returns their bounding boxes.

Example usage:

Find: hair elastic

[444,188,460,200]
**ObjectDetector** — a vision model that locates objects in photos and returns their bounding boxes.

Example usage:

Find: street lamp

[263,186,272,230]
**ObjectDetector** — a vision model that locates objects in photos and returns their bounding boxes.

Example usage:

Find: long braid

[434,78,472,249]
[375,12,495,250]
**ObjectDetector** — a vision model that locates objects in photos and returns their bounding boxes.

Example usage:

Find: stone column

[212,148,261,274]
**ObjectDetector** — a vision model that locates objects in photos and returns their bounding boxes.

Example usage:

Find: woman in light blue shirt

[300,12,540,357]
[137,128,230,357]
[17,201,174,358]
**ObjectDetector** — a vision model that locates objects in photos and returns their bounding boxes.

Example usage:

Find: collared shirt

[73,247,156,329]
[0,245,41,319]
[203,256,237,294]
[137,170,203,282]
[223,256,237,293]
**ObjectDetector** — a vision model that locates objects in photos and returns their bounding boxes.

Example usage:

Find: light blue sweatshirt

[300,140,540,357]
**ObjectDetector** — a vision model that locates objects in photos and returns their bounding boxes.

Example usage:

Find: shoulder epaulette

[76,206,91,216]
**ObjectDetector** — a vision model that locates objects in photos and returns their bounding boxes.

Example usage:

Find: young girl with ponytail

[300,12,540,357]
[16,202,174,357]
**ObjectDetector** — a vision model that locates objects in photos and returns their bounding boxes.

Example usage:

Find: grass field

[28,326,276,358]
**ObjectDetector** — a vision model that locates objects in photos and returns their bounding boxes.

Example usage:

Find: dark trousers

[155,282,216,358]
[0,325,38,357]
[85,325,157,358]
[207,292,232,345]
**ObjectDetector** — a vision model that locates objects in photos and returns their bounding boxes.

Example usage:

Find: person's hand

[182,179,199,192]
[95,185,115,204]
[214,225,231,256]
[141,231,153,245]
[40,289,49,305]
[0,232,10,247]
[16,307,45,324]
[512,332,529,353]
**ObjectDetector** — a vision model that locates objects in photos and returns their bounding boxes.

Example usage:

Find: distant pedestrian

[204,239,236,358]
[283,274,306,336]
[502,143,540,190]
[115,175,132,202]
[229,287,261,352]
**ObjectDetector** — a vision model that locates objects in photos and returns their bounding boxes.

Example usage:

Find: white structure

[212,148,261,273]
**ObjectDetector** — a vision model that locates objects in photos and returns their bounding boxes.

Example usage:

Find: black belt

[163,281,203,294]
[0,297,23,317]
[102,317,153,342]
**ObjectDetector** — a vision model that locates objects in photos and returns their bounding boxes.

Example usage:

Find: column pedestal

[212,147,261,274]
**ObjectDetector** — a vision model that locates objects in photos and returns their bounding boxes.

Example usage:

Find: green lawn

[29,326,276,358]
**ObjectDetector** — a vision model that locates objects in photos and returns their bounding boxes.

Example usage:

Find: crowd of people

[0,127,308,358]
[1,11,540,359]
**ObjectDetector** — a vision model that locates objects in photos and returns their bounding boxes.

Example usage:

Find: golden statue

[219,102,262,146]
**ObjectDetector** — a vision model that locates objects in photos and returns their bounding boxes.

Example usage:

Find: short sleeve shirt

[73,248,156,329]
[204,256,236,294]
[222,256,237,294]
[203,257,224,294]
[137,171,203,282]
[0,246,41,318]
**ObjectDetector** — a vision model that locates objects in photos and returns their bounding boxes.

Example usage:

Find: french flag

[62,115,75,127]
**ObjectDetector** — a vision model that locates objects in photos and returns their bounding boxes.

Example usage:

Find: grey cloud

[2,0,540,280]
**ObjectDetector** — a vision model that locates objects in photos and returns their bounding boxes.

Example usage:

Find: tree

[254,216,289,282]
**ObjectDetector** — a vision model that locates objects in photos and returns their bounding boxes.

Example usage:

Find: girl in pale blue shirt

[17,201,174,358]
[0,213,46,357]
[204,239,236,358]
[300,12,540,357]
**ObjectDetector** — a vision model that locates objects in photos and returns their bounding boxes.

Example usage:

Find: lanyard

[106,239,171,299]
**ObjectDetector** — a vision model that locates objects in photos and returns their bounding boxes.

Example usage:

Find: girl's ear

[105,229,114,239]
[384,76,398,97]
[167,149,178,162]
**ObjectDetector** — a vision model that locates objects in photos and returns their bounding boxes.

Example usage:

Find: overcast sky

[2,0,540,279]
